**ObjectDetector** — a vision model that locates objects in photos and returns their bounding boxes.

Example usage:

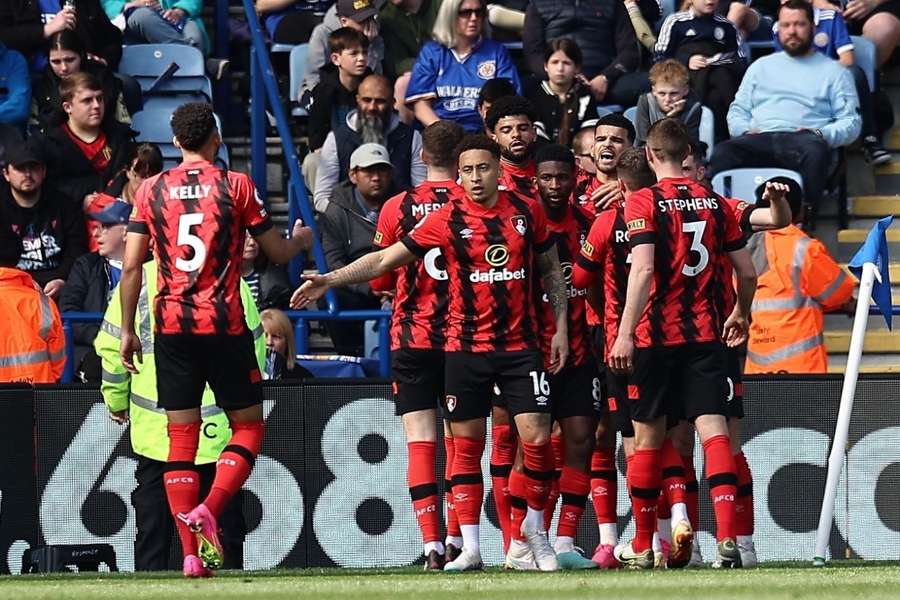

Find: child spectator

[656,0,746,141]
[634,59,702,146]
[241,233,292,311]
[308,27,371,152]
[260,308,313,380]
[527,38,597,146]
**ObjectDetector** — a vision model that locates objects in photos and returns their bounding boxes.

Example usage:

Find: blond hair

[260,309,296,364]
[432,0,489,49]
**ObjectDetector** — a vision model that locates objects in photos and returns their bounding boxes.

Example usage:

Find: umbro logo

[460,228,474,239]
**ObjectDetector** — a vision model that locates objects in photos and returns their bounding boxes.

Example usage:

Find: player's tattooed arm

[537,246,568,321]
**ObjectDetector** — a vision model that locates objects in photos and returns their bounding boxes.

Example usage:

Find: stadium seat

[131,109,230,169]
[271,43,296,53]
[623,106,637,125]
[289,44,310,117]
[119,44,213,100]
[597,104,624,117]
[851,35,876,91]
[711,167,803,202]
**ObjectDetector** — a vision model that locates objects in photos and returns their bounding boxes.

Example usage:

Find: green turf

[2,562,899,600]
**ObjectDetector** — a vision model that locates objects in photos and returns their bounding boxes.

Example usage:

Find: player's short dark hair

[477,78,517,108]
[688,140,708,165]
[59,72,102,104]
[0,226,22,268]
[755,176,804,219]
[595,113,636,145]
[534,143,575,170]
[329,26,369,55]
[171,102,217,152]
[544,38,583,66]
[646,118,690,164]
[485,96,538,132]
[616,147,655,190]
[131,143,164,178]
[422,121,466,170]
[779,0,814,24]
[454,134,501,163]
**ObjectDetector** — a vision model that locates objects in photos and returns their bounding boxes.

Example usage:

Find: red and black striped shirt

[373,180,465,350]
[720,197,755,315]
[536,202,595,368]
[499,159,537,201]
[128,161,272,335]
[626,177,744,348]
[401,190,552,353]
[574,200,631,360]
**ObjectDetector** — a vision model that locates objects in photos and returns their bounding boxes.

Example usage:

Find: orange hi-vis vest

[745,225,855,374]
[0,267,66,384]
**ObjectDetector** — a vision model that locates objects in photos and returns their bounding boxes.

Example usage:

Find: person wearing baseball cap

[319,142,394,355]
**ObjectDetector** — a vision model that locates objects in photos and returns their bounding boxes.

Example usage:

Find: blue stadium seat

[623,106,637,125]
[289,44,310,117]
[119,44,212,100]
[597,104,624,117]
[271,43,296,53]
[851,35,876,92]
[131,109,229,168]
[711,167,803,202]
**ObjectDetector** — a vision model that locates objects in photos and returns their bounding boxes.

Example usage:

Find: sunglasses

[457,7,486,18]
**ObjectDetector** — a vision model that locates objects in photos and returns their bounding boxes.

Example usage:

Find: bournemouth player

[369,121,467,570]
[521,144,600,571]
[119,102,313,576]
[608,119,757,569]
[678,146,791,566]
[578,114,635,215]
[292,135,570,572]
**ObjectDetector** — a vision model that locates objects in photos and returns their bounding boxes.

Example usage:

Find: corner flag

[848,215,893,330]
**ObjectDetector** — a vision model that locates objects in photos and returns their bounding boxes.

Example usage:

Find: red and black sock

[508,441,555,541]
[661,439,688,509]
[734,450,754,537]
[204,420,264,518]
[444,436,461,539]
[543,435,565,531]
[703,435,738,541]
[407,441,440,545]
[590,447,618,527]
[489,424,515,551]
[628,448,661,553]
[557,466,591,540]
[682,454,700,531]
[165,422,201,557]
[450,436,486,526]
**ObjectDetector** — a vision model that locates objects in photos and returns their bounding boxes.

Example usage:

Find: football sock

[590,447,618,541]
[407,441,441,545]
[557,466,590,540]
[703,435,738,541]
[661,439,689,525]
[734,450,754,537]
[543,435,565,531]
[443,436,461,540]
[682,453,700,531]
[164,422,201,556]
[450,436,486,529]
[204,420,264,517]
[628,448,661,553]
[509,441,554,540]
[489,424,515,552]
[508,468,529,544]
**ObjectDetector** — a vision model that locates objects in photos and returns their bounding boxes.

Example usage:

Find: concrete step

[839,262,900,280]
[837,228,900,243]
[827,352,900,372]
[824,313,892,330]
[825,330,900,354]
[850,195,900,217]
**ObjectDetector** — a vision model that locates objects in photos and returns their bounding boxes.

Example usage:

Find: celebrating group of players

[293,95,793,572]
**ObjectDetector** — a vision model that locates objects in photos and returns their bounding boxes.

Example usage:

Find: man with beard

[709,0,860,214]
[486,95,541,200]
[578,113,634,216]
[314,73,426,212]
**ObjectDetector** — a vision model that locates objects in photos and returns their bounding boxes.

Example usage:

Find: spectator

[241,233,292,310]
[0,0,122,69]
[0,230,65,384]
[58,199,129,381]
[522,0,654,106]
[710,0,861,213]
[314,73,425,211]
[257,0,332,45]
[299,0,385,107]
[634,59,702,147]
[102,0,209,54]
[833,0,900,69]
[260,308,314,379]
[772,0,890,164]
[0,139,86,299]
[319,143,392,355]
[573,122,598,175]
[40,72,136,210]
[745,176,854,373]
[0,42,30,131]
[405,0,522,132]
[527,38,598,146]
[655,0,746,142]
[476,77,517,134]
[31,30,131,135]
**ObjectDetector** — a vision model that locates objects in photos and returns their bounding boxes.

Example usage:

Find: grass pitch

[2,562,899,600]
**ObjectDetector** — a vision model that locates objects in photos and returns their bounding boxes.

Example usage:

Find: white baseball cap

[350,143,392,170]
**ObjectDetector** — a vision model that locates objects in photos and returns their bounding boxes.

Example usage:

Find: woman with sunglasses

[405,0,521,132]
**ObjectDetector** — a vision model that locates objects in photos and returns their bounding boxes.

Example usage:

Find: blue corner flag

[848,215,894,330]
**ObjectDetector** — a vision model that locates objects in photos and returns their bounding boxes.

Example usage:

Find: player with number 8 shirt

[120,102,313,577]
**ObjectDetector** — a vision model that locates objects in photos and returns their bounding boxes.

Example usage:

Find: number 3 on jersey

[682,221,709,277]
[176,212,206,272]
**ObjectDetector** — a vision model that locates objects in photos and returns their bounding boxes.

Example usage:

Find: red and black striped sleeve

[401,202,450,257]
[624,188,656,247]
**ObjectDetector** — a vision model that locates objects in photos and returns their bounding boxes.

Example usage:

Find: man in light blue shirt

[709,0,861,213]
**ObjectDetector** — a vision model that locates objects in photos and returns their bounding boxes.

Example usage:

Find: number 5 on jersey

[176,213,206,272]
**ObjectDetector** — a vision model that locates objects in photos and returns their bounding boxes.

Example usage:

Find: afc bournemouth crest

[510,215,527,236]
[445,395,457,412]
[477,60,496,79]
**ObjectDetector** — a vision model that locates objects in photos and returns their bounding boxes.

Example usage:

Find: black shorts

[725,347,745,420]
[392,348,445,416]
[552,362,605,420]
[444,351,549,422]
[605,366,634,438]
[155,330,263,412]
[629,342,727,423]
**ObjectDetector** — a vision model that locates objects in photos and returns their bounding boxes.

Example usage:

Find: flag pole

[812,261,877,566]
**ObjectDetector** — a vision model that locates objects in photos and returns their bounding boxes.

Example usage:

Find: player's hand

[548,329,568,374]
[761,180,790,205]
[591,181,623,211]
[290,274,330,308]
[291,218,314,251]
[120,331,143,374]
[688,55,708,70]
[722,310,749,347]
[109,409,129,424]
[43,279,66,300]
[608,334,634,375]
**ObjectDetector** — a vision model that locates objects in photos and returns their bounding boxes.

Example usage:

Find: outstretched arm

[748,181,791,231]
[536,245,569,374]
